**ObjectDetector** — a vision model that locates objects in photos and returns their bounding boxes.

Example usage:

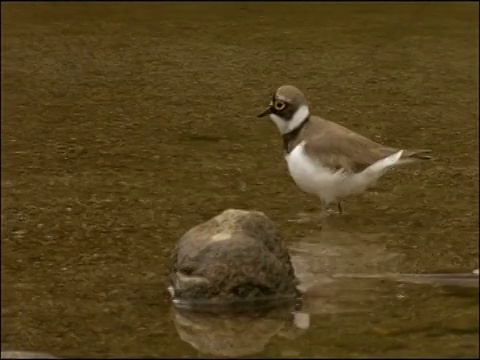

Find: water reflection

[291,228,477,290]
[334,272,479,288]
[171,305,305,357]
[171,229,478,357]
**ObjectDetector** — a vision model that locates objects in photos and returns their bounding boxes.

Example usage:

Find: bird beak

[257,107,272,118]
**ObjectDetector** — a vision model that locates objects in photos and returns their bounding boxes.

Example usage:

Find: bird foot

[321,201,343,216]
[288,202,343,224]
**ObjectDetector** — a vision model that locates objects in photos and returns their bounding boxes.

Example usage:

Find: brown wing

[302,118,399,173]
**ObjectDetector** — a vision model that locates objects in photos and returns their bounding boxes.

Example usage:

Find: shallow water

[1,2,478,358]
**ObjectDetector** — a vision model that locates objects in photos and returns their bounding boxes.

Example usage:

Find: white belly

[285,141,403,204]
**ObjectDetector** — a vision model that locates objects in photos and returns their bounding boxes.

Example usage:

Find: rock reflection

[171,304,307,357]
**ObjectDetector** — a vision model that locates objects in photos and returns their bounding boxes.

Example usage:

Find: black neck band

[282,115,310,153]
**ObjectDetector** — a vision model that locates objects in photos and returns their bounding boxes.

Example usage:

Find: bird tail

[355,150,404,185]
[368,150,404,174]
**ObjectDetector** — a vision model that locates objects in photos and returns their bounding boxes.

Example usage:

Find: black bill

[257,107,272,118]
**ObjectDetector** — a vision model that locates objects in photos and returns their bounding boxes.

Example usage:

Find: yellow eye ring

[274,100,286,111]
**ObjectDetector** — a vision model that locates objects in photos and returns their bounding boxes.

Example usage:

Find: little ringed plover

[257,85,432,215]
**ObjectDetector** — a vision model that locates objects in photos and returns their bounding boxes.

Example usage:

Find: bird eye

[274,100,286,111]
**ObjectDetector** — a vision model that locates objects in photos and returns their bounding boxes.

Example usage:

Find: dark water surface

[1,2,478,358]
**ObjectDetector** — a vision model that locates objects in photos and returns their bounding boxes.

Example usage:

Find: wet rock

[1,351,57,359]
[170,209,299,304]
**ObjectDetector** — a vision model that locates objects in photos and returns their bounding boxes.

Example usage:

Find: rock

[1,351,57,359]
[170,209,299,305]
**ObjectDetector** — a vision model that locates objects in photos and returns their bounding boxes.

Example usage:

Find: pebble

[1,351,57,359]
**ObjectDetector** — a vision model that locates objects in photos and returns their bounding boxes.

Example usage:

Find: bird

[257,85,432,216]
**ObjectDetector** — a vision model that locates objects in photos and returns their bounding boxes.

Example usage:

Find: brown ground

[1,2,478,358]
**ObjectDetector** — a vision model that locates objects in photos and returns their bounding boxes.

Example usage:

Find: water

[1,2,478,358]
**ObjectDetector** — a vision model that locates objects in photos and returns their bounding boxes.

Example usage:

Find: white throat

[269,105,310,135]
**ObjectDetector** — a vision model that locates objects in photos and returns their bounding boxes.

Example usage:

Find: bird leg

[337,201,343,215]
[288,200,342,224]
[321,200,343,216]
[320,200,328,216]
